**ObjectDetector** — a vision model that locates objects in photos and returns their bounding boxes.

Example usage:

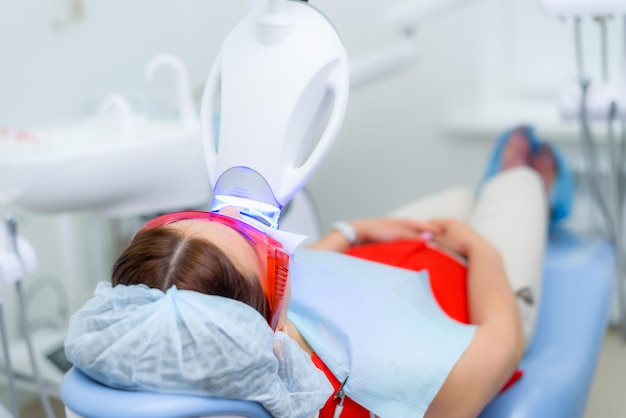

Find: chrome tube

[0,299,20,418]
[5,216,55,418]
[606,103,626,341]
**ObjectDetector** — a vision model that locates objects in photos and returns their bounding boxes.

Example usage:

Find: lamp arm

[384,0,478,32]
[350,38,418,89]
[351,0,476,89]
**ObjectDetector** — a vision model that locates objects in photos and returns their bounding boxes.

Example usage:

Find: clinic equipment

[540,0,626,340]
[482,1,622,415]
[348,0,479,88]
[0,216,55,418]
[0,55,209,411]
[541,0,626,15]
[0,54,209,217]
[201,0,349,228]
[348,0,481,88]
[202,0,485,228]
[62,1,347,416]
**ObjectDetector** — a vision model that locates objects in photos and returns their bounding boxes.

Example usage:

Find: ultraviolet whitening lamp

[200,0,350,229]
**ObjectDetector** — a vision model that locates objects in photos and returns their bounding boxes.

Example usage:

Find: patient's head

[112,225,271,323]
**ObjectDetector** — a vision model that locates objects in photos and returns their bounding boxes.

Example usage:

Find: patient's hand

[309,218,441,252]
[429,218,493,257]
[351,218,441,245]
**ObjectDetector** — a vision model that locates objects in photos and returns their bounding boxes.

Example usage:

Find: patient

[65,126,573,418]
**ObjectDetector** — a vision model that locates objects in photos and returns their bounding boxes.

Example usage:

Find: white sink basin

[0,119,210,217]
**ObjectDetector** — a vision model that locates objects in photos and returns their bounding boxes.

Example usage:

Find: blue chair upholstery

[480,230,614,418]
[61,367,272,418]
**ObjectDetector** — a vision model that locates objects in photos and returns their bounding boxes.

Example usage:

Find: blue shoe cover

[481,126,576,229]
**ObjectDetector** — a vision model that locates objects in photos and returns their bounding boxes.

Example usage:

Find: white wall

[0,0,251,126]
[0,0,613,339]
[0,0,251,341]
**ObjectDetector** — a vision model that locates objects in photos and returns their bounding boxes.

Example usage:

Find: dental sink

[0,118,210,217]
[0,54,211,217]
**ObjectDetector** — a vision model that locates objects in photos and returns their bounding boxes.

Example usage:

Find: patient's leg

[388,187,475,222]
[468,167,548,348]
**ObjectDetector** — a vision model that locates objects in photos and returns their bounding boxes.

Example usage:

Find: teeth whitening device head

[201,0,349,228]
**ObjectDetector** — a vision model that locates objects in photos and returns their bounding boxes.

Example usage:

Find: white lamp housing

[201,0,350,228]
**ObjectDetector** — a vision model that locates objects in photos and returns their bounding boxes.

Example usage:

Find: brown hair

[111,227,270,322]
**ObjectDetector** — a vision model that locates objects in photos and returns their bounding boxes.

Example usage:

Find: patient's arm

[309,217,522,416]
[308,218,439,252]
[424,219,524,418]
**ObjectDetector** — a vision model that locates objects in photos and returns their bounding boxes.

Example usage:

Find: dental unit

[0,54,209,218]
[0,216,55,418]
[349,0,478,94]
[201,0,485,230]
[541,0,626,341]
[479,0,622,416]
[61,1,348,417]
[0,54,209,417]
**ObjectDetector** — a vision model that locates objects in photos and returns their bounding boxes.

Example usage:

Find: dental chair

[480,228,614,418]
[61,228,615,418]
[61,367,272,418]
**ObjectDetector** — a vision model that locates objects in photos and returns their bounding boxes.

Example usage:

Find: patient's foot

[530,143,557,195]
[501,127,532,170]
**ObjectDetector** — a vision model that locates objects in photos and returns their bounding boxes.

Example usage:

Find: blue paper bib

[288,249,476,418]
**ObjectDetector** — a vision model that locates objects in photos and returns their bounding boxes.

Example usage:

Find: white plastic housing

[0,56,209,216]
[145,54,197,132]
[540,0,626,16]
[0,223,38,286]
[201,0,349,220]
[350,39,418,90]
[559,82,622,121]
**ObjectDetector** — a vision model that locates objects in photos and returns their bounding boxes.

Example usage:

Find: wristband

[330,221,358,246]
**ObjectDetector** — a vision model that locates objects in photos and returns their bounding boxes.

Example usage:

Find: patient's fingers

[428,218,488,256]
[352,218,443,244]
[396,219,444,237]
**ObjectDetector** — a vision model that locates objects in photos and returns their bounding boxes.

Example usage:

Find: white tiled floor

[15,328,626,418]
